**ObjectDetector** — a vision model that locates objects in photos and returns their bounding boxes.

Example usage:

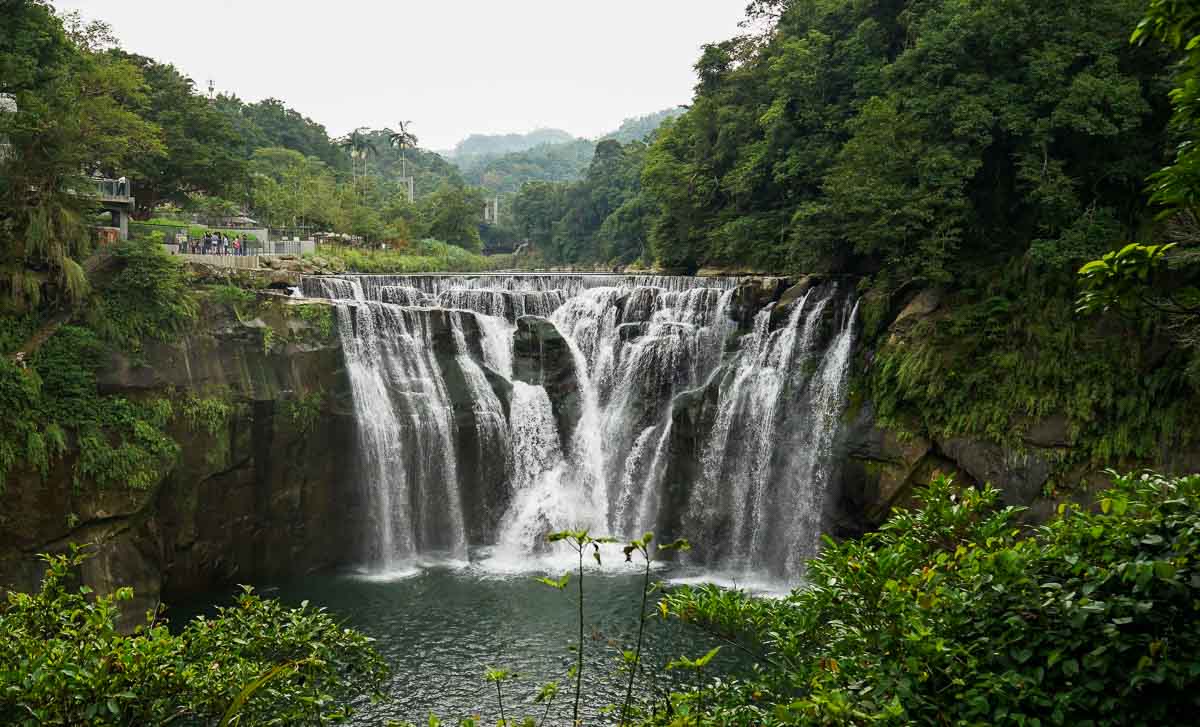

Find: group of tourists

[189,231,254,256]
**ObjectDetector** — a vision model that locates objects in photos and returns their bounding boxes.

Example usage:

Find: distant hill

[448,108,685,201]
[448,128,576,160]
[601,107,686,143]
[461,139,595,196]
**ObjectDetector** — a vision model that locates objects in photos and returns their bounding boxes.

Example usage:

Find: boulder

[937,436,1053,507]
[1021,414,1073,449]
[835,401,936,534]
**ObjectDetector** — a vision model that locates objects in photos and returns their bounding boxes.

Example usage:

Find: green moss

[289,303,335,340]
[178,390,233,437]
[207,284,256,309]
[282,391,323,435]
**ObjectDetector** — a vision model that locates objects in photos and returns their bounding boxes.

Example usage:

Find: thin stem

[495,680,506,725]
[619,549,652,726]
[536,689,557,727]
[574,543,584,726]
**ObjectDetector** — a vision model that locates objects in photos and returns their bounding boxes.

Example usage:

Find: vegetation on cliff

[0,239,197,492]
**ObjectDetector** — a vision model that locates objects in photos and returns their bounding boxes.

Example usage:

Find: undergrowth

[867,269,1200,472]
[315,239,515,273]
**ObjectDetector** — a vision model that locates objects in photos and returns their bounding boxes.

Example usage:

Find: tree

[1077,0,1200,376]
[338,128,377,189]
[420,185,485,253]
[388,119,418,186]
[0,0,162,308]
[115,52,246,215]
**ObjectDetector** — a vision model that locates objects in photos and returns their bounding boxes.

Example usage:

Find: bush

[314,239,509,273]
[0,548,389,726]
[657,472,1200,726]
[86,239,198,352]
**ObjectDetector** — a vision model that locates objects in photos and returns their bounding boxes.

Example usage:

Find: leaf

[534,573,570,590]
[219,660,304,727]
[1154,561,1176,580]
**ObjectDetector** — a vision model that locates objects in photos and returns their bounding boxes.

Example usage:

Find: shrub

[0,548,389,726]
[657,472,1200,726]
[313,239,510,274]
[86,239,198,352]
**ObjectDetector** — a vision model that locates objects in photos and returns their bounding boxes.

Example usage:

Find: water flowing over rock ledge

[4,272,1162,616]
[302,273,857,581]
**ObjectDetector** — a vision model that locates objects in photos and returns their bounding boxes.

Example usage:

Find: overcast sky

[54,0,748,150]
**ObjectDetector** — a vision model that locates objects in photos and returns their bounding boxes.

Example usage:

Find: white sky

[54,0,748,150]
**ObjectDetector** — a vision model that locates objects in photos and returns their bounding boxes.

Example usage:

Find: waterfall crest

[306,274,855,581]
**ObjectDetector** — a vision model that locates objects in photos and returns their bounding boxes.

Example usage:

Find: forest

[3,0,1200,725]
[509,0,1200,474]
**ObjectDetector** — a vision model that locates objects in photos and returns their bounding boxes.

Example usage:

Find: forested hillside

[508,0,1200,475]
[0,4,500,257]
[450,109,684,227]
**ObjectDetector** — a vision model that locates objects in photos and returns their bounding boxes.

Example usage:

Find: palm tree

[337,129,377,188]
[388,121,418,201]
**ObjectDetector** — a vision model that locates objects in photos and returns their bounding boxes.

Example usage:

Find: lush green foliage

[656,472,1200,726]
[313,240,512,274]
[0,1,160,308]
[1077,1,1200,376]
[0,548,388,726]
[115,51,247,212]
[512,140,651,264]
[870,269,1199,464]
[0,238,198,490]
[85,238,197,352]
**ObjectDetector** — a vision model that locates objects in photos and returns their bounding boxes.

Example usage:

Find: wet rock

[513,316,581,449]
[777,275,821,311]
[1022,414,1073,448]
[895,289,943,326]
[937,436,1053,507]
[730,277,790,330]
[835,401,936,535]
[3,301,359,623]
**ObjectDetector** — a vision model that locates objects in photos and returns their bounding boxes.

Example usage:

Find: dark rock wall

[0,298,360,624]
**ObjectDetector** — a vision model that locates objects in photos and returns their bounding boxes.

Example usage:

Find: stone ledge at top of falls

[300,272,801,329]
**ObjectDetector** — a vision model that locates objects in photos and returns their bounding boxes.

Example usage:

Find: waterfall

[309,277,468,572]
[304,273,856,582]
[491,381,571,566]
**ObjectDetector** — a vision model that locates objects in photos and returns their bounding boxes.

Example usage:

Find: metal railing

[91,177,133,201]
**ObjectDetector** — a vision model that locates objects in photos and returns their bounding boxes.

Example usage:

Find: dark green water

[184,556,747,724]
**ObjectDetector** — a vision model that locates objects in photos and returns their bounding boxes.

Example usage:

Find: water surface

[187,556,751,724]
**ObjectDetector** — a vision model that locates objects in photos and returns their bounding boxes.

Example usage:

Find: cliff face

[0,295,360,624]
[829,288,1200,540]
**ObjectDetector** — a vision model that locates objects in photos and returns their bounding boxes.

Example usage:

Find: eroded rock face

[0,296,358,624]
[513,315,581,449]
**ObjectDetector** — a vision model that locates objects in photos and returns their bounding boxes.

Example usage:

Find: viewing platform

[89,176,135,241]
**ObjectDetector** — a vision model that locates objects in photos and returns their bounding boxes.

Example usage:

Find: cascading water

[303,273,856,582]
[309,277,468,572]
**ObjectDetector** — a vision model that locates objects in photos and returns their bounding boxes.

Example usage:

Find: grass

[312,238,517,273]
